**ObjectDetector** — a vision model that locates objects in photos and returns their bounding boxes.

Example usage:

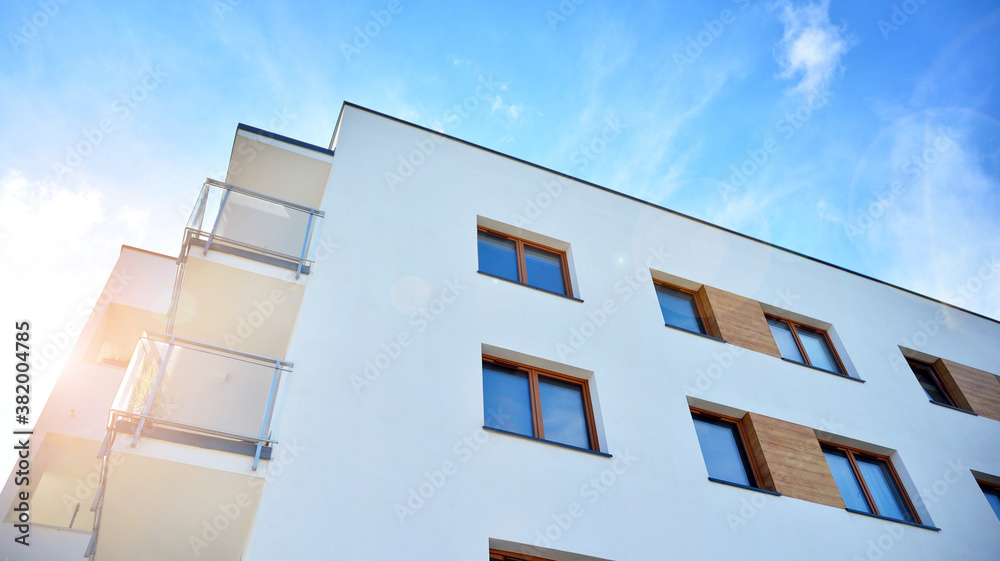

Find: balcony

[185,178,325,278]
[85,332,290,560]
[104,331,291,468]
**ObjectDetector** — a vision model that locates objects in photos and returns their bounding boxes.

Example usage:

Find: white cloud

[876,124,1000,319]
[0,169,149,375]
[774,0,855,96]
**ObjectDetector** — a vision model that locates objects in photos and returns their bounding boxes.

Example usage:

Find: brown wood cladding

[700,286,781,358]
[742,412,845,509]
[939,358,1000,421]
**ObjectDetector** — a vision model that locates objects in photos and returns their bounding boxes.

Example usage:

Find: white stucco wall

[6,107,997,561]
[243,106,1000,560]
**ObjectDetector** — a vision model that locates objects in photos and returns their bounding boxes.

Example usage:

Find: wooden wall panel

[700,286,781,358]
[743,413,845,509]
[940,359,1000,421]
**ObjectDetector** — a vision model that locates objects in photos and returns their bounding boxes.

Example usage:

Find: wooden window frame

[482,355,598,451]
[820,441,921,524]
[766,315,847,375]
[653,281,714,336]
[689,407,765,490]
[906,357,958,408]
[477,227,573,297]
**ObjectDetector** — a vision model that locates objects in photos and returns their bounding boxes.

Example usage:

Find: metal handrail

[204,178,324,217]
[185,179,324,278]
[139,330,293,368]
[109,409,279,448]
[114,332,291,469]
[184,227,315,270]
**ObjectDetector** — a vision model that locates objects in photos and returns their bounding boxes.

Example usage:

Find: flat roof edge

[337,101,999,326]
[237,123,336,157]
[120,245,176,260]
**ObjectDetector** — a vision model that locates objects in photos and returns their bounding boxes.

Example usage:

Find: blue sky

[1,0,999,422]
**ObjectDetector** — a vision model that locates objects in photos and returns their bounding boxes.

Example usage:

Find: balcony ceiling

[95,452,261,561]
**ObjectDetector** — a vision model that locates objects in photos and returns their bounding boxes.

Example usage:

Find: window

[821,443,918,524]
[690,410,760,489]
[766,316,845,375]
[477,228,572,296]
[979,481,1000,521]
[906,358,957,408]
[482,356,596,451]
[655,283,707,335]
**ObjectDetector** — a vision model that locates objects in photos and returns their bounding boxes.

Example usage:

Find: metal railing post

[253,365,282,471]
[295,213,314,279]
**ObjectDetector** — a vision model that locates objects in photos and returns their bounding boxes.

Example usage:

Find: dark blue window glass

[477,231,519,283]
[539,377,590,449]
[908,359,953,406]
[482,362,533,437]
[478,229,571,296]
[981,484,1000,521]
[797,328,842,374]
[655,285,704,334]
[524,245,567,295]
[856,457,916,523]
[767,318,805,363]
[823,448,871,513]
[692,413,756,487]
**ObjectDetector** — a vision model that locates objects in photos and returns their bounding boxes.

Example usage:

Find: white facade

[3,102,999,560]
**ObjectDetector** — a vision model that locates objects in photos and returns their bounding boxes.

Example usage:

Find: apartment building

[3,102,1000,560]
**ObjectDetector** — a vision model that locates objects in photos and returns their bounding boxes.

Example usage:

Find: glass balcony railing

[186,178,325,278]
[107,331,292,470]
